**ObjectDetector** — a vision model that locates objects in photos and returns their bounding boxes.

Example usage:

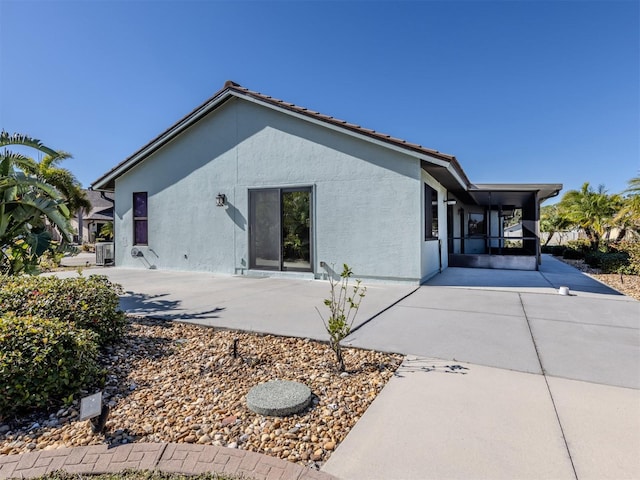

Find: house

[91,81,562,283]
[71,190,114,244]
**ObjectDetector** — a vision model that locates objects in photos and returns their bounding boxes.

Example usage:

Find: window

[425,184,438,240]
[468,212,486,237]
[133,192,148,245]
[249,187,312,272]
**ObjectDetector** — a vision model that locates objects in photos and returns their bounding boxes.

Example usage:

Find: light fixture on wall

[444,199,457,206]
[216,193,226,207]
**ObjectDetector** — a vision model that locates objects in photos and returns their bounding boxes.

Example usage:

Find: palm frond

[0,131,58,158]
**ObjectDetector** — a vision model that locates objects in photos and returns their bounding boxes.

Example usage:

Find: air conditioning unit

[95,242,114,266]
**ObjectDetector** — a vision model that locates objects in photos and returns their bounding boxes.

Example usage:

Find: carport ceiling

[469,190,534,207]
[470,184,562,206]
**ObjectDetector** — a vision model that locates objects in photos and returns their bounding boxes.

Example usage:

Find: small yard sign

[79,392,102,421]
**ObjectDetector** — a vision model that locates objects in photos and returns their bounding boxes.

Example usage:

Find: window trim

[248,186,313,272]
[133,192,148,246]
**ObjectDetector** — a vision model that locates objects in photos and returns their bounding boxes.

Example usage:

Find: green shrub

[542,245,566,256]
[584,251,604,268]
[583,247,637,274]
[0,313,100,415]
[563,248,585,260]
[599,254,630,273]
[0,275,126,346]
[610,241,640,275]
[565,239,592,254]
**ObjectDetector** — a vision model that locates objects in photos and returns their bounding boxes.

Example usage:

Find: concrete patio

[51,267,416,340]
[46,255,639,479]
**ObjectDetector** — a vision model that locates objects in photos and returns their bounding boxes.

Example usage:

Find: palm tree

[0,131,73,274]
[558,182,618,250]
[624,176,640,196]
[21,151,90,214]
[99,221,114,240]
[614,176,640,238]
[540,204,571,246]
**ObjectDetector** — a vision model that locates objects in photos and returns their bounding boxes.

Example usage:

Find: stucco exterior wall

[114,98,427,283]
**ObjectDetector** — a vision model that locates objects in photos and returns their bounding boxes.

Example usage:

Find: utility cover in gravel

[247,380,312,416]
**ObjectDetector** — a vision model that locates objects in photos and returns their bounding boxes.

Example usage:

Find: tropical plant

[315,264,366,372]
[613,176,640,238]
[21,151,90,214]
[0,131,73,274]
[624,175,640,196]
[540,204,571,246]
[557,182,618,250]
[99,221,114,240]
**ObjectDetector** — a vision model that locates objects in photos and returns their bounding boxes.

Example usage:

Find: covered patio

[446,184,562,271]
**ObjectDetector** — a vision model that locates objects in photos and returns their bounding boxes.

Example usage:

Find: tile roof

[222,81,464,166]
[92,80,471,190]
[83,189,114,220]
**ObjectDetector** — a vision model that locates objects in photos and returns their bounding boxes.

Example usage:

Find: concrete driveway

[324,256,640,480]
[53,256,640,479]
[343,258,639,388]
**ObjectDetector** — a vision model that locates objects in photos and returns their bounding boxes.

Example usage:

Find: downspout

[535,191,541,267]
[487,192,492,255]
[77,209,84,244]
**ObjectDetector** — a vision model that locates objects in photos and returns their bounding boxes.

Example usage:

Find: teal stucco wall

[114,97,437,283]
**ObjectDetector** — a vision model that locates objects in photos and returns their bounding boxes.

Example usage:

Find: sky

[1,0,638,203]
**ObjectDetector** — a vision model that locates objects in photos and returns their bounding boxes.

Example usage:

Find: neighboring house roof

[91,81,471,191]
[82,190,114,221]
[504,223,522,233]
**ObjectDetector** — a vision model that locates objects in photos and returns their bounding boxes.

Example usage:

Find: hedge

[0,275,126,346]
[0,314,100,415]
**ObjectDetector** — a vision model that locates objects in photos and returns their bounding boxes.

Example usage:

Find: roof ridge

[222,81,458,164]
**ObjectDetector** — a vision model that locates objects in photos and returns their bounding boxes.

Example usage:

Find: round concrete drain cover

[246,380,312,416]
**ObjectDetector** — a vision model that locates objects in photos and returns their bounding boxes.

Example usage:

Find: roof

[82,189,114,221]
[470,183,563,205]
[91,81,471,191]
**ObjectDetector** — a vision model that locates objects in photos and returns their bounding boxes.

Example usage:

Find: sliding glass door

[249,187,312,272]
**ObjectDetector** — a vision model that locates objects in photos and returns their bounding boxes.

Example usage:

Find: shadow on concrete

[393,357,470,378]
[426,255,625,297]
[120,291,226,321]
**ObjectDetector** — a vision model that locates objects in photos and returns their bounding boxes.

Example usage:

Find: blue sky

[1,0,638,202]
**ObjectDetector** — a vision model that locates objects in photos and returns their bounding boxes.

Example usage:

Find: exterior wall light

[445,199,457,206]
[216,193,226,207]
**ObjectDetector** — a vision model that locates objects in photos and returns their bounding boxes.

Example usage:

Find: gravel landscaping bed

[0,317,402,469]
[557,258,640,300]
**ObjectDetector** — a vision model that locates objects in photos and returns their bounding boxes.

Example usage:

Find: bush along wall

[0,275,126,346]
[0,314,101,415]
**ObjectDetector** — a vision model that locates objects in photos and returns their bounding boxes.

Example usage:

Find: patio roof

[469,184,563,206]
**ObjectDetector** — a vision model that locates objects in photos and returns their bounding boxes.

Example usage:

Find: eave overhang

[469,183,563,207]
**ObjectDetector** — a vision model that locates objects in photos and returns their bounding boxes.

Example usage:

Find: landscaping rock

[0,316,402,468]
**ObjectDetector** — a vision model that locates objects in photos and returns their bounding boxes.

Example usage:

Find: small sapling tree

[316,264,366,372]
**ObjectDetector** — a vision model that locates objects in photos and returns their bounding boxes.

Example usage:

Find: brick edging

[0,443,339,480]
